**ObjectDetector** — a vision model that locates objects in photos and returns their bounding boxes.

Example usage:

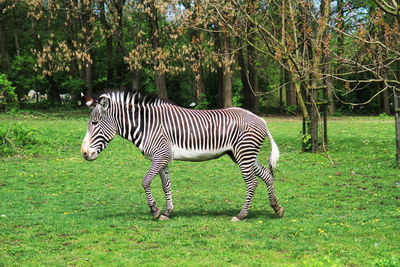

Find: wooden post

[302,116,306,151]
[323,105,328,146]
[394,87,400,167]
[323,86,328,146]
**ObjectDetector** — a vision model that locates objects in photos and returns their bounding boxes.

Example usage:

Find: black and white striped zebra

[81,90,284,221]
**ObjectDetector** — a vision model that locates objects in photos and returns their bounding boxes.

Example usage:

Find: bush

[0,74,18,111]
[378,112,391,119]
[195,93,210,110]
[0,124,41,156]
[287,104,298,114]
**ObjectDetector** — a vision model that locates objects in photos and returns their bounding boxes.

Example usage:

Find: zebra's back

[151,105,267,161]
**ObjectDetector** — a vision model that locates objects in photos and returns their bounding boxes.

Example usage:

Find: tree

[222,32,233,108]
[0,1,11,73]
[212,0,331,151]
[235,1,259,113]
[144,0,168,99]
[98,0,114,86]
[81,0,94,96]
[373,0,400,167]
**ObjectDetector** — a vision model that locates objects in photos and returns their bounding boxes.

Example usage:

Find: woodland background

[2,0,400,152]
[1,0,400,113]
[3,0,400,156]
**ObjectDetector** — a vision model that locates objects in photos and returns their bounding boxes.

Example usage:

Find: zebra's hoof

[276,206,284,218]
[159,215,170,221]
[231,216,241,222]
[152,208,161,220]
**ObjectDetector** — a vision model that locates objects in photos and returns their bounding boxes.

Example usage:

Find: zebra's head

[81,93,117,161]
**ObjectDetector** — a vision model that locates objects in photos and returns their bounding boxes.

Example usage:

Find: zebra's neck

[110,90,168,148]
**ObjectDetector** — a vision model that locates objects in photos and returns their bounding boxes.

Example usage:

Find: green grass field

[1,111,399,266]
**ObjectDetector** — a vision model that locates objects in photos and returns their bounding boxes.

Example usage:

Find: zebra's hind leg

[253,160,284,218]
[142,156,169,220]
[159,166,173,220]
[232,162,259,221]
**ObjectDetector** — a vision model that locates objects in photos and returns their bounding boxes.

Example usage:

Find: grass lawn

[1,111,399,266]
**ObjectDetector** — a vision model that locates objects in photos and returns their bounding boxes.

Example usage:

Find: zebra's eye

[92,120,99,126]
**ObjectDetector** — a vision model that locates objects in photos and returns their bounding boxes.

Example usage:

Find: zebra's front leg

[142,157,168,220]
[159,166,173,220]
[232,165,258,221]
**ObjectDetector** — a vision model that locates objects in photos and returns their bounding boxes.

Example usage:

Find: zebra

[81,90,284,221]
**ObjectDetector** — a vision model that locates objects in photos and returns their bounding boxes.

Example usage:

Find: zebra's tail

[266,128,280,169]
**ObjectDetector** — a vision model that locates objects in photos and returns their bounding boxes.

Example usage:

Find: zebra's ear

[99,95,111,112]
[81,92,96,108]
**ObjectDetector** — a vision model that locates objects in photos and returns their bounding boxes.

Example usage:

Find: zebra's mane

[97,89,170,107]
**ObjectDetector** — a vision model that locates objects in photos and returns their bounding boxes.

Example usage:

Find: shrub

[287,104,298,114]
[0,124,41,156]
[195,93,210,110]
[0,74,18,111]
[378,112,391,119]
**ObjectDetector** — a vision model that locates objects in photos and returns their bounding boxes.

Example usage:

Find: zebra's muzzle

[81,135,98,161]
[82,150,98,161]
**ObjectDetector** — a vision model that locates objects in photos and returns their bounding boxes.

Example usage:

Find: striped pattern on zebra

[81,90,283,221]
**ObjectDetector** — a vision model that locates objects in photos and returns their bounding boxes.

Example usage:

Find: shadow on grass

[95,207,279,221]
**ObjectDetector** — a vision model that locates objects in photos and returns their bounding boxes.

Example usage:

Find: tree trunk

[82,0,93,96]
[12,7,20,57]
[195,64,206,104]
[223,34,232,108]
[280,0,286,114]
[332,0,344,114]
[14,33,20,57]
[326,62,335,114]
[155,71,167,99]
[383,86,390,115]
[377,92,382,114]
[247,40,259,113]
[0,7,11,73]
[310,89,319,152]
[214,31,224,108]
[114,0,126,84]
[47,75,61,104]
[85,56,93,96]
[237,38,252,110]
[302,1,316,152]
[99,1,114,86]
[132,70,140,91]
[217,66,224,108]
[280,68,284,113]
[285,69,296,106]
[337,0,344,56]
[322,10,334,116]
[147,1,168,99]
[394,87,400,167]
[66,0,81,103]
[192,31,206,104]
[74,1,86,87]
[192,1,206,104]
[303,0,331,152]
[106,37,114,85]
[237,2,259,113]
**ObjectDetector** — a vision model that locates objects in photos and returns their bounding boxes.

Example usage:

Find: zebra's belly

[171,145,231,162]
